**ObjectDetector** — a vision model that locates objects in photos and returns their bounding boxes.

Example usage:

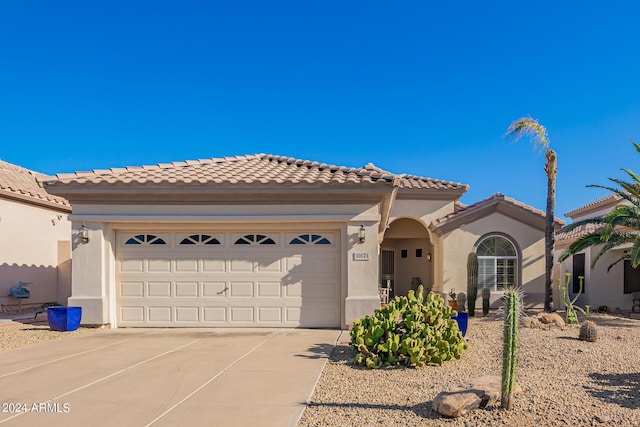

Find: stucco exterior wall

[0,198,71,307]
[558,246,632,311]
[441,212,546,308]
[390,199,455,227]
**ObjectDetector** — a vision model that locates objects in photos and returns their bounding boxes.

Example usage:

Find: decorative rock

[521,316,544,329]
[537,312,565,330]
[595,414,610,423]
[432,375,523,418]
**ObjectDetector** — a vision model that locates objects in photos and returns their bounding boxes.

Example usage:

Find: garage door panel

[148,306,172,322]
[229,281,253,297]
[175,281,199,297]
[148,259,172,272]
[148,281,172,297]
[116,231,340,327]
[120,259,144,272]
[257,281,281,297]
[203,259,226,272]
[257,307,282,322]
[230,307,254,322]
[230,259,253,272]
[256,258,283,272]
[121,307,145,322]
[121,281,144,297]
[175,307,199,322]
[175,259,199,272]
[203,306,227,322]
[203,281,228,297]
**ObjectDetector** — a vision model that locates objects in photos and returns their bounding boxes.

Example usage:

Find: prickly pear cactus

[350,285,468,368]
[579,320,598,342]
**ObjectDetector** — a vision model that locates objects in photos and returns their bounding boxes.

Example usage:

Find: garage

[116,230,341,327]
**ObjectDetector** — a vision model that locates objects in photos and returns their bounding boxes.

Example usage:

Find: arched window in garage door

[125,234,167,245]
[234,234,276,245]
[289,234,332,245]
[179,234,221,245]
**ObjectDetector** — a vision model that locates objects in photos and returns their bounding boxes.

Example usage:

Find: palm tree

[559,141,640,270]
[505,117,557,312]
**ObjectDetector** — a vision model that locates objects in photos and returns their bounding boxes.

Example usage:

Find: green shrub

[350,285,468,368]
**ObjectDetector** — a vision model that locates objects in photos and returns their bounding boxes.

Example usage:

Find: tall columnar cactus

[482,287,491,316]
[501,289,520,410]
[457,292,467,313]
[467,253,478,316]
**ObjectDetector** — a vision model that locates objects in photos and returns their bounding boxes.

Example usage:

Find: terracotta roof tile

[0,160,70,210]
[44,154,467,192]
[555,223,601,243]
[564,193,622,218]
[431,193,564,229]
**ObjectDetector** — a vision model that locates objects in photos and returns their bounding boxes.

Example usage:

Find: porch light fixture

[426,253,432,262]
[79,223,89,243]
[358,224,366,244]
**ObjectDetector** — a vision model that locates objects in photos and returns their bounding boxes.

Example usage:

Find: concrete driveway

[0,328,339,426]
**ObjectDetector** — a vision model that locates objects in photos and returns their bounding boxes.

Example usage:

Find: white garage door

[116,231,341,328]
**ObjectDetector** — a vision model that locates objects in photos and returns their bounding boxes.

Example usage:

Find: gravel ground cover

[299,313,640,427]
[0,320,106,352]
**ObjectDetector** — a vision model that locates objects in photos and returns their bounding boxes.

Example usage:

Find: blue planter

[47,307,82,332]
[452,312,468,337]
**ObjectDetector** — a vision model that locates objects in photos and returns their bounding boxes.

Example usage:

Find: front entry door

[380,250,395,299]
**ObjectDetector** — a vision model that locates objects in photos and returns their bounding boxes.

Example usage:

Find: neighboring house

[556,194,637,311]
[0,160,72,310]
[41,154,560,328]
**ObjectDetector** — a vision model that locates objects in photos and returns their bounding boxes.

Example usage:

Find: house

[0,160,72,310]
[556,194,638,311]
[41,154,561,328]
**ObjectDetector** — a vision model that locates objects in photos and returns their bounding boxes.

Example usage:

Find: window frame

[475,235,519,292]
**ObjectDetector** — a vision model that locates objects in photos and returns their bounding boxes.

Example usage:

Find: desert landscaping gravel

[0,320,106,352]
[299,313,640,427]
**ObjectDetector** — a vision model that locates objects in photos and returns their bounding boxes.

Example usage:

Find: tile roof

[431,193,564,230]
[564,193,622,218]
[555,223,602,243]
[42,154,468,192]
[0,160,70,211]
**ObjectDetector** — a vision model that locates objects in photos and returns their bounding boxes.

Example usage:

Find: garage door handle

[217,287,229,295]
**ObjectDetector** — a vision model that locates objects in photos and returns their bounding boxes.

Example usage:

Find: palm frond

[505,117,549,150]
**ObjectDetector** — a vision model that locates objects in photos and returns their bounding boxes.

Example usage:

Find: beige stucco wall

[441,212,546,308]
[69,202,382,327]
[0,198,71,308]
[390,199,455,227]
[558,246,632,311]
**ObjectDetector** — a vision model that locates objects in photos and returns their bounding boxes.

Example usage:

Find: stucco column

[344,222,380,326]
[68,222,111,326]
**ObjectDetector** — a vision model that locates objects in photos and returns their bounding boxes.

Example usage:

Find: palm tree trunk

[544,149,557,312]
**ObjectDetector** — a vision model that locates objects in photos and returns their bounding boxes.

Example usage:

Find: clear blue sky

[2,1,639,220]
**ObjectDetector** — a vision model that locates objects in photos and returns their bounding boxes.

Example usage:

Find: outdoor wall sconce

[426,253,432,262]
[358,224,366,243]
[79,223,89,243]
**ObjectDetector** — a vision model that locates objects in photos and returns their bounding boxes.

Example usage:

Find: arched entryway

[380,218,434,298]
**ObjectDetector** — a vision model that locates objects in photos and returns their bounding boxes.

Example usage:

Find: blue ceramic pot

[47,307,82,332]
[452,312,468,337]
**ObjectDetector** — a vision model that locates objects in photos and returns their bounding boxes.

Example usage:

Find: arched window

[476,235,517,291]
[234,234,276,245]
[289,234,332,245]
[125,234,167,245]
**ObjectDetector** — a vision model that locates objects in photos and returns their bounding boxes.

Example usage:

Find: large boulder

[432,375,523,418]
